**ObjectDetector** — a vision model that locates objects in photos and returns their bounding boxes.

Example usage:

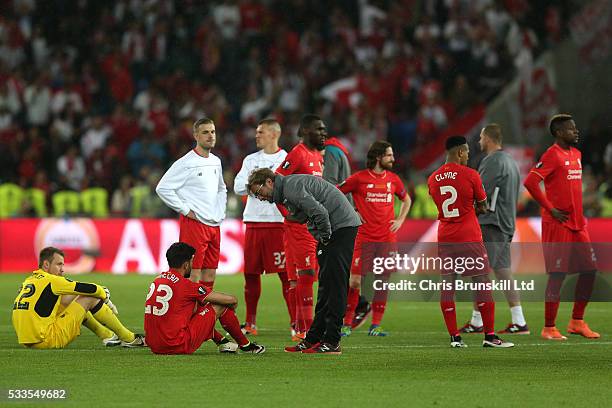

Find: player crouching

[145,242,265,355]
[12,247,145,349]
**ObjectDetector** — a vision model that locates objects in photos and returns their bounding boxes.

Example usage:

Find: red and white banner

[570,0,612,64]
[0,218,245,275]
[1,218,610,274]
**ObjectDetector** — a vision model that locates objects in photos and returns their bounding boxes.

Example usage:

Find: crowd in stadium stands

[0,0,610,219]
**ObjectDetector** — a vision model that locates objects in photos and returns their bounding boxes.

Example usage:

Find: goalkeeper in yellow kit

[12,246,146,349]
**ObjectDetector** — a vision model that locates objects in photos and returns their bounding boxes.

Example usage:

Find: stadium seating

[52,191,81,217]
[81,188,109,218]
[0,184,25,218]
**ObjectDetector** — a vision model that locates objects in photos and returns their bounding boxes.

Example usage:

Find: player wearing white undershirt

[233,119,293,336]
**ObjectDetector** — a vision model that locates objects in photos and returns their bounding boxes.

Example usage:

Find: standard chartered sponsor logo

[567,169,582,180]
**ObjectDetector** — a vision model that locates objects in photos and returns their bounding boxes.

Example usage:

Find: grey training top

[477,150,520,236]
[272,174,361,242]
[323,145,354,205]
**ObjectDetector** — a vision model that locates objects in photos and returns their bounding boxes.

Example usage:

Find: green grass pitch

[1,273,611,407]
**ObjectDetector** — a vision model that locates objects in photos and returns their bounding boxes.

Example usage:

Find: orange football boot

[541,326,567,340]
[567,319,600,338]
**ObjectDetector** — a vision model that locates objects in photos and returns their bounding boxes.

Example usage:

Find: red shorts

[542,221,597,273]
[179,215,220,269]
[437,241,491,277]
[351,237,397,276]
[244,223,286,275]
[149,303,216,355]
[283,222,318,281]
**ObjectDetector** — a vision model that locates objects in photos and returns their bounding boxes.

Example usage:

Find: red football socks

[371,301,386,326]
[572,272,596,320]
[344,287,360,326]
[440,300,458,336]
[278,272,295,325]
[440,287,458,336]
[287,283,297,328]
[296,273,314,332]
[219,308,249,347]
[244,274,261,325]
[545,274,564,326]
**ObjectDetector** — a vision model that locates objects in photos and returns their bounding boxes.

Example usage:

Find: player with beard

[276,114,326,341]
[338,141,411,336]
[144,242,265,354]
[524,114,600,340]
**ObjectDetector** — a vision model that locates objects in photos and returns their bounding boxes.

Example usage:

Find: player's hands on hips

[389,219,404,233]
[550,208,569,223]
[186,210,197,220]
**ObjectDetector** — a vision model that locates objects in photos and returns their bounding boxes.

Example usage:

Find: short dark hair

[298,114,321,136]
[193,117,214,133]
[247,168,275,192]
[366,140,392,169]
[445,135,467,151]
[482,124,502,145]
[549,114,573,137]
[166,242,196,269]
[39,247,64,268]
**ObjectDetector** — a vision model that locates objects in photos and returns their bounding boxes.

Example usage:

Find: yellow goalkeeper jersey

[12,269,107,344]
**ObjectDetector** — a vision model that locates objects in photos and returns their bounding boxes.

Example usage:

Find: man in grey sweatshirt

[247,168,361,354]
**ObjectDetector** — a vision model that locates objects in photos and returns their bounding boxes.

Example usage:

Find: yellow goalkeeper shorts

[30,302,86,349]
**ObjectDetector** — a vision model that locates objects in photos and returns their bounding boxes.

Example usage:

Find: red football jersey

[529,144,585,231]
[276,142,324,222]
[276,142,323,177]
[144,270,210,351]
[427,162,487,242]
[339,169,407,242]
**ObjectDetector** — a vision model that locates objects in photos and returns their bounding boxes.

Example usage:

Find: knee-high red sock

[200,280,226,342]
[545,274,564,327]
[475,289,495,335]
[371,301,387,326]
[219,308,249,347]
[440,288,458,336]
[297,273,314,332]
[371,289,389,326]
[572,272,596,320]
[287,284,297,328]
[212,330,225,344]
[278,272,295,325]
[344,287,360,326]
[244,274,261,325]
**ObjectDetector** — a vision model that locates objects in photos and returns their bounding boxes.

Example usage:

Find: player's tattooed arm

[475,199,489,215]
[205,291,238,309]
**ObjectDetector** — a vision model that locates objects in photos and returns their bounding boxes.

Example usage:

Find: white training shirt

[234,148,287,223]
[156,149,227,226]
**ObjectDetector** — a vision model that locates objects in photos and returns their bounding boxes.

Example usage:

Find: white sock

[510,306,526,326]
[470,310,483,327]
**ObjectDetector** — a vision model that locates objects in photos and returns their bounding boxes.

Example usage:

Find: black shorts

[480,224,512,270]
